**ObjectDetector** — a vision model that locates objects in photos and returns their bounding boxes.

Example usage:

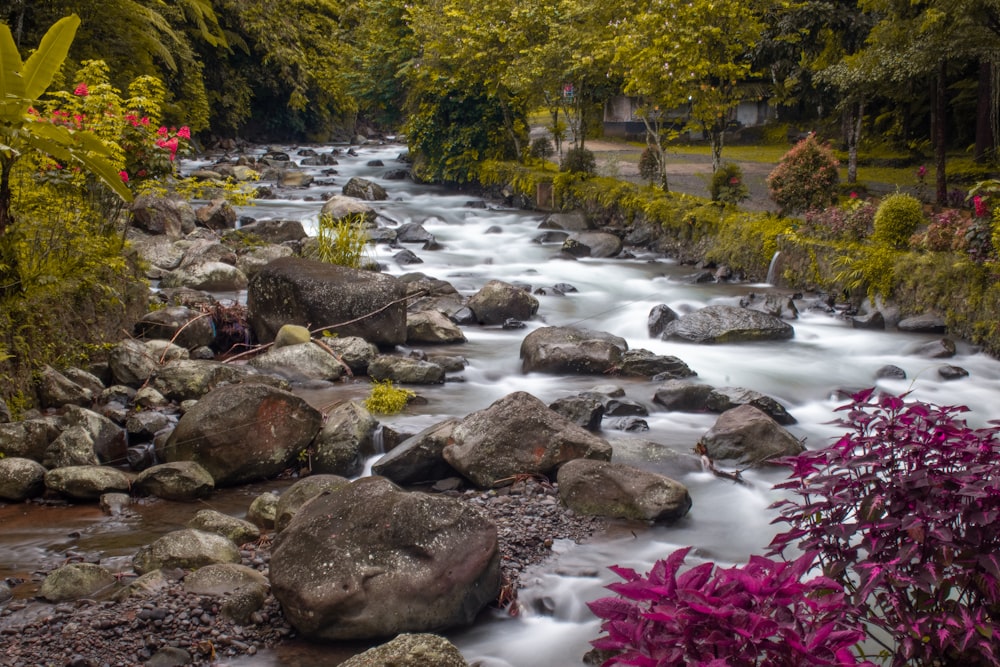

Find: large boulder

[160,260,248,292]
[37,365,94,409]
[557,459,691,522]
[561,231,622,258]
[135,306,216,350]
[274,474,351,532]
[248,342,347,382]
[39,563,116,602]
[320,196,377,224]
[705,386,796,425]
[247,257,407,346]
[43,426,100,468]
[466,280,539,325]
[0,418,60,461]
[662,305,794,344]
[615,348,696,379]
[700,404,804,466]
[371,419,460,485]
[133,529,241,575]
[195,199,237,231]
[230,219,307,244]
[339,634,468,667]
[0,457,47,501]
[44,465,132,500]
[321,336,379,375]
[187,509,260,545]
[270,477,500,640]
[343,177,388,201]
[131,195,196,238]
[134,461,215,501]
[309,401,378,477]
[406,310,466,344]
[182,563,268,596]
[443,391,613,488]
[62,405,127,464]
[368,355,445,384]
[149,359,258,402]
[162,383,323,486]
[108,338,161,387]
[520,326,627,375]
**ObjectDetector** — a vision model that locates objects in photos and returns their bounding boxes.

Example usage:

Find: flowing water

[3,143,1000,666]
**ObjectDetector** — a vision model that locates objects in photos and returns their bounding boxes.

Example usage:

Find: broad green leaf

[23,128,132,203]
[22,14,80,101]
[0,22,26,119]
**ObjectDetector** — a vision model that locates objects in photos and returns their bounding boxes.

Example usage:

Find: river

[3,142,1000,666]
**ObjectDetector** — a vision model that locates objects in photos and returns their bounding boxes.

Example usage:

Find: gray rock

[187,509,260,546]
[0,457,47,501]
[310,401,378,477]
[270,477,500,640]
[609,438,705,480]
[371,419,460,485]
[875,364,907,380]
[160,260,248,292]
[443,391,612,488]
[195,199,237,230]
[562,231,622,258]
[126,410,173,440]
[43,425,99,468]
[135,461,215,501]
[273,324,312,348]
[647,304,679,337]
[131,195,196,238]
[100,492,132,516]
[396,223,435,244]
[248,341,347,382]
[319,336,379,374]
[662,305,794,344]
[339,633,469,667]
[320,196,377,223]
[0,418,60,461]
[615,348,696,379]
[548,395,605,432]
[220,582,268,624]
[62,405,128,464]
[247,491,280,530]
[248,257,407,346]
[368,355,445,384]
[130,234,185,272]
[520,326,627,375]
[37,365,93,409]
[898,314,947,333]
[108,338,160,387]
[44,465,132,500]
[279,169,314,188]
[852,311,885,330]
[939,364,970,380]
[541,211,590,231]
[652,380,715,411]
[343,177,388,201]
[700,405,804,466]
[150,359,258,402]
[231,219,307,244]
[914,338,956,358]
[274,474,351,532]
[40,563,116,602]
[133,528,241,575]
[162,383,322,486]
[739,293,799,320]
[135,306,216,349]
[705,387,796,425]
[407,310,466,344]
[467,280,539,325]
[557,459,691,522]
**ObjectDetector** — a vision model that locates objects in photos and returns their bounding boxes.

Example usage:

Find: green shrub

[364,379,415,415]
[560,147,596,176]
[639,147,659,183]
[529,137,554,160]
[709,163,750,205]
[872,192,925,249]
[766,134,839,215]
[314,213,369,268]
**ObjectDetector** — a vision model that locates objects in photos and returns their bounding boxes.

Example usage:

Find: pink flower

[974,195,989,218]
[157,126,169,137]
[176,126,191,140]
[917,165,927,179]
[119,170,129,183]
[74,82,88,96]
[850,192,858,199]
[141,116,150,126]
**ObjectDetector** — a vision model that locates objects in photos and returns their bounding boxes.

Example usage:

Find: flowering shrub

[911,209,970,252]
[801,196,875,241]
[766,134,839,215]
[770,389,1000,666]
[871,192,924,249]
[709,163,750,205]
[588,548,872,666]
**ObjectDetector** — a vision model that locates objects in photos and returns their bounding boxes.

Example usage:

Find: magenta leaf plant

[769,388,1000,666]
[587,547,872,666]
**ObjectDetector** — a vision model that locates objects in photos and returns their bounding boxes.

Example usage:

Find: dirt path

[582,139,779,213]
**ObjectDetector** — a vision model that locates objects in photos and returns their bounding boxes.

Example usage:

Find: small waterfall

[765,250,781,284]
[371,424,386,455]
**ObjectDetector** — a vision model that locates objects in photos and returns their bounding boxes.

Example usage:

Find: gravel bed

[0,480,603,666]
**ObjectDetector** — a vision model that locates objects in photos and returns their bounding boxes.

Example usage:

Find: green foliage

[560,147,596,176]
[835,243,900,303]
[872,192,925,249]
[314,213,369,268]
[705,211,791,277]
[364,379,415,415]
[709,163,750,205]
[638,147,659,184]
[767,135,840,215]
[529,137,554,160]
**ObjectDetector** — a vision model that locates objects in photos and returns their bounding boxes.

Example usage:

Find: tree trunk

[933,60,948,206]
[0,156,13,237]
[975,60,993,163]
[710,122,724,173]
[846,100,863,184]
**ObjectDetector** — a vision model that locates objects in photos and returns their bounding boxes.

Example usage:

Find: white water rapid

[113,145,1000,664]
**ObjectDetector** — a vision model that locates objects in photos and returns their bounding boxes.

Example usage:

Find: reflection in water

[4,143,1000,665]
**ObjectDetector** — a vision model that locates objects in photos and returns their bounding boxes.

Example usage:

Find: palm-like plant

[0,14,132,236]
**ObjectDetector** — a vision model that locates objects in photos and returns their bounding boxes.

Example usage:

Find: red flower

[157,126,169,137]
[74,82,89,96]
[850,192,858,199]
[974,195,989,218]
[119,170,129,183]
[176,126,191,140]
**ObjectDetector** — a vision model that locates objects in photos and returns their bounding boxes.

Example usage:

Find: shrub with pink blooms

[766,134,840,215]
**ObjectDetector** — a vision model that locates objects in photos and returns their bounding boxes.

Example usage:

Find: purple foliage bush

[766,134,840,215]
[770,389,1000,666]
[802,198,875,241]
[588,548,872,666]
[590,389,1000,666]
